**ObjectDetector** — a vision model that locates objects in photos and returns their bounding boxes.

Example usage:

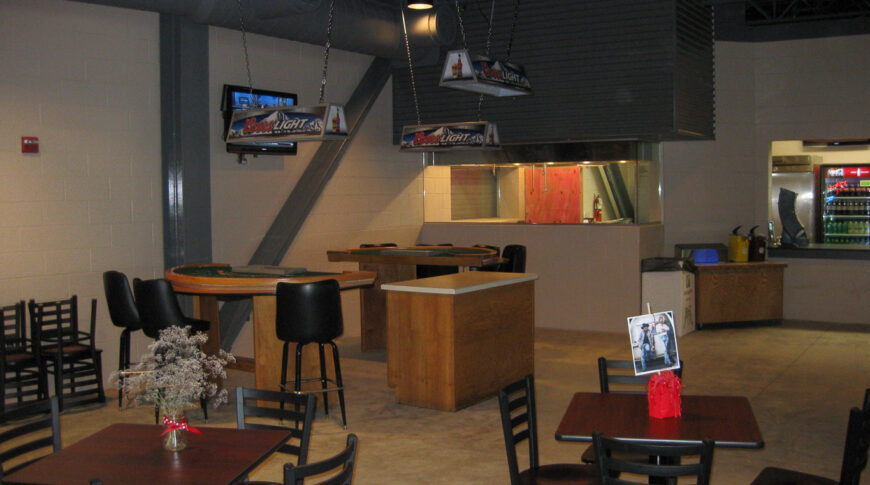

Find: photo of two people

[627,311,681,376]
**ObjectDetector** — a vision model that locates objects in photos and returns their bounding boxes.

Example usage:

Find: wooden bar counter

[694,262,787,328]
[382,272,537,411]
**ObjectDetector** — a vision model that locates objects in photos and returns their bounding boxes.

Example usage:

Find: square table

[555,392,764,448]
[3,423,291,485]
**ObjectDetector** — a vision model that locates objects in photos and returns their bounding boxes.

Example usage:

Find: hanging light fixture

[226,0,348,145]
[406,0,434,9]
[439,0,532,97]
[398,4,499,151]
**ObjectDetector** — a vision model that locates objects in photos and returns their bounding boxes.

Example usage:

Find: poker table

[165,263,375,394]
[326,246,500,351]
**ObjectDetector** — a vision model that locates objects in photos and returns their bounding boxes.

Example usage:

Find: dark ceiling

[710,0,870,41]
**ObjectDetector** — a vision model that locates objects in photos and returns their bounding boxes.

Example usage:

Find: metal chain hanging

[319,0,336,104]
[236,0,254,96]
[506,0,520,62]
[401,8,423,126]
[476,0,497,121]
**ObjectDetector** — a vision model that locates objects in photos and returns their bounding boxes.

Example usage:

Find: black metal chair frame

[283,433,358,485]
[102,271,143,408]
[498,374,597,485]
[1,301,48,421]
[0,396,61,480]
[236,386,317,465]
[592,431,715,485]
[751,405,870,485]
[28,296,105,412]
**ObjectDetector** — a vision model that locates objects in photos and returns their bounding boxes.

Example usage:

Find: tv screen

[221,84,298,155]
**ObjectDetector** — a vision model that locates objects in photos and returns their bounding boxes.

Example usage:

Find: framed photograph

[627,311,681,376]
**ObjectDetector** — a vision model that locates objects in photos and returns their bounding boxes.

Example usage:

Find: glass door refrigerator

[820,165,870,246]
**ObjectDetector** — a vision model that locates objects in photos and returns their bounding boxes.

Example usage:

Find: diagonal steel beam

[218,56,394,349]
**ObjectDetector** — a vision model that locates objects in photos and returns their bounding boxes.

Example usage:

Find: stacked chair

[0,301,47,420]
[28,296,105,411]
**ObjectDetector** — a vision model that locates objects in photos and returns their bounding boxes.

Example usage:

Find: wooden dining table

[2,423,291,485]
[555,392,764,448]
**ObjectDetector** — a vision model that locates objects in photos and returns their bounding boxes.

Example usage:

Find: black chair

[751,406,870,485]
[581,357,684,464]
[498,374,598,485]
[132,278,210,340]
[247,434,359,485]
[416,243,458,278]
[470,244,500,271]
[0,396,61,480]
[236,386,317,465]
[132,278,210,420]
[498,244,527,272]
[102,271,143,408]
[1,301,47,420]
[28,296,105,411]
[276,279,347,427]
[592,432,715,485]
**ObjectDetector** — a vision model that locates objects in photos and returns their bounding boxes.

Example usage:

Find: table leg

[192,295,221,356]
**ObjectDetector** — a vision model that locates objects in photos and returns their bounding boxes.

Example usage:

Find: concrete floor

[22,321,870,484]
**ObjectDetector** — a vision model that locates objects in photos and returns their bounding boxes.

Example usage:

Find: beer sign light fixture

[439,49,531,97]
[229,0,347,146]
[400,121,500,151]
[226,104,347,144]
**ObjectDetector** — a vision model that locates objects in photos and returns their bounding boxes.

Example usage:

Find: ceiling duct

[72,0,456,60]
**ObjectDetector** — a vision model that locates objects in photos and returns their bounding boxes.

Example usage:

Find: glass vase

[162,414,188,452]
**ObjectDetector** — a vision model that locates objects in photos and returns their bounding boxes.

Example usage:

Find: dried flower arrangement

[114,326,235,418]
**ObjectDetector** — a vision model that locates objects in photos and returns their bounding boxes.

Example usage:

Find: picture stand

[627,308,681,376]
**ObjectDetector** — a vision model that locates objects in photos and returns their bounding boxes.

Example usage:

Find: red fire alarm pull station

[21,136,39,154]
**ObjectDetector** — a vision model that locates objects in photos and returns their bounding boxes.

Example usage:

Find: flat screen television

[221,84,298,155]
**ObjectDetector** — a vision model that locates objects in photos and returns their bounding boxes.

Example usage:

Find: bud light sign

[400,121,500,151]
[226,104,347,143]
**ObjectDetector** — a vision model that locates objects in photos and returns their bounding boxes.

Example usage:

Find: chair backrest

[839,406,870,485]
[598,357,683,394]
[275,280,343,344]
[102,271,142,331]
[283,433,358,485]
[0,396,61,479]
[1,301,28,354]
[235,386,317,466]
[593,432,714,485]
[28,296,95,346]
[133,278,188,339]
[497,374,539,485]
[499,245,526,273]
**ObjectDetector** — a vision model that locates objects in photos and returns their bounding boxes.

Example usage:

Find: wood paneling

[695,263,786,326]
[386,280,534,411]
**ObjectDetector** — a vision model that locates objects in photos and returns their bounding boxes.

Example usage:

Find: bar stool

[132,278,210,420]
[276,279,347,427]
[102,271,142,408]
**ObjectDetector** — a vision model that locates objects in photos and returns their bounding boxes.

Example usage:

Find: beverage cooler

[820,165,870,245]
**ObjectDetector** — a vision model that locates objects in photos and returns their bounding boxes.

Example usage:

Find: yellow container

[728,234,749,262]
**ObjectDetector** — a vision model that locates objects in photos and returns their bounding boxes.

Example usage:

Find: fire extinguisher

[593,193,602,222]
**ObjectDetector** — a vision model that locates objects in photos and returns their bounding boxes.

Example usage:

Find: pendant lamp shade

[440,49,532,97]
[406,0,434,9]
[226,104,348,143]
[400,121,500,151]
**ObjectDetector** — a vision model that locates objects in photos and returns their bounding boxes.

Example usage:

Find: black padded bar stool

[102,271,142,408]
[132,278,210,420]
[276,279,347,427]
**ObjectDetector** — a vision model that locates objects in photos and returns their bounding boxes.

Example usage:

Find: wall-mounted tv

[221,84,298,155]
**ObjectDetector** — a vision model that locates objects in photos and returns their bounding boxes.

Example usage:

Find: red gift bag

[647,371,682,419]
